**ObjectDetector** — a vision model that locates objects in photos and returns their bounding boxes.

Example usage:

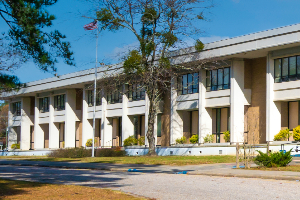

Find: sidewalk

[1,159,300,181]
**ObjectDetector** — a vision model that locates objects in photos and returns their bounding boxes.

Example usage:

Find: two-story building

[4,23,300,150]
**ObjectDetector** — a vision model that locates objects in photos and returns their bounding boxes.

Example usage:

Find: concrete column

[121,92,134,145]
[154,114,158,146]
[82,89,93,147]
[266,54,281,142]
[144,93,149,146]
[34,95,44,149]
[20,97,31,150]
[170,76,183,145]
[230,60,246,143]
[65,89,76,148]
[49,95,59,148]
[7,101,15,150]
[101,91,112,147]
[198,70,212,144]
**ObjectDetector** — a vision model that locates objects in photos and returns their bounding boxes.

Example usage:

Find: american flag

[84,20,98,30]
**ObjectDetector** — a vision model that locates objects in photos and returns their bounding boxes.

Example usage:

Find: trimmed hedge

[95,147,126,157]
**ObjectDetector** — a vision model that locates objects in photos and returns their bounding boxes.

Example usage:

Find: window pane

[223,68,230,89]
[212,70,218,91]
[218,69,223,90]
[177,76,182,95]
[206,71,211,91]
[187,74,193,94]
[39,98,43,111]
[289,56,296,80]
[274,59,281,83]
[216,108,221,133]
[193,73,199,93]
[297,56,300,79]
[182,75,187,94]
[282,58,288,81]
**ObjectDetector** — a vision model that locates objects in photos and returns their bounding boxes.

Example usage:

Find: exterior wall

[161,91,171,146]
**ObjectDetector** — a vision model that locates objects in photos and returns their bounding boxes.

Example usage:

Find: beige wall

[220,108,228,133]
[281,102,289,129]
[244,57,267,144]
[161,91,171,146]
[191,111,198,135]
[289,102,298,129]
[40,124,49,148]
[75,121,82,147]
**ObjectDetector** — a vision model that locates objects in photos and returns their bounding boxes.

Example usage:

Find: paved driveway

[1,165,300,200]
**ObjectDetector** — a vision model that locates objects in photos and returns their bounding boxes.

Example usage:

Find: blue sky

[3,0,300,83]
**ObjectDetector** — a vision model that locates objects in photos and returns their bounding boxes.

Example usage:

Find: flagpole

[92,20,98,157]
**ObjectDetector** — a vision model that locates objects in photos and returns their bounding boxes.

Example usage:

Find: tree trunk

[146,82,157,156]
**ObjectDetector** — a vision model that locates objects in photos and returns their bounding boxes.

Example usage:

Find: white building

[4,23,300,150]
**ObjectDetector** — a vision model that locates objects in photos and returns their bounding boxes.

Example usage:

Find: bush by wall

[138,136,145,146]
[274,129,290,141]
[86,139,95,147]
[189,134,198,144]
[293,126,300,141]
[95,147,126,157]
[175,136,186,144]
[204,134,214,143]
[48,147,91,158]
[254,149,293,167]
[123,136,138,147]
[11,143,20,149]
[223,131,230,143]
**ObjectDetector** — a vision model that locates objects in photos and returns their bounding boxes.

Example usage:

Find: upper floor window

[87,89,102,107]
[127,84,145,102]
[177,73,199,95]
[274,56,300,83]
[107,86,122,104]
[54,94,65,111]
[206,67,230,91]
[12,102,21,116]
[39,97,49,113]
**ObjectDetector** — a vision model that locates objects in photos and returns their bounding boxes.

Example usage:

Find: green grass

[249,165,300,172]
[0,155,236,165]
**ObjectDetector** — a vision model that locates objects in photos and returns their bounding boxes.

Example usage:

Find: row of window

[274,56,300,83]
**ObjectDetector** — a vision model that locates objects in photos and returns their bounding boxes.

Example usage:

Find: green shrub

[223,131,230,142]
[85,139,96,147]
[274,129,290,141]
[189,134,198,144]
[123,136,138,147]
[138,136,145,146]
[204,134,214,143]
[95,147,126,157]
[175,136,186,144]
[254,149,293,167]
[48,147,91,158]
[11,143,20,149]
[293,126,300,141]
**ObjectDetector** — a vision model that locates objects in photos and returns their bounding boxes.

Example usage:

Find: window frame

[177,72,199,95]
[39,97,49,113]
[127,84,145,102]
[274,55,300,83]
[12,102,21,116]
[107,86,123,104]
[206,67,231,91]
[87,90,102,107]
[54,94,65,111]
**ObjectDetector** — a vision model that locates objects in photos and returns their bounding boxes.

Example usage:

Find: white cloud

[108,41,139,61]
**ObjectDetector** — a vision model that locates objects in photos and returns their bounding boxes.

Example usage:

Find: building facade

[4,24,300,150]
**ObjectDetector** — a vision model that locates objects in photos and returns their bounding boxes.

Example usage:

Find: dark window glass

[127,84,145,102]
[206,71,211,91]
[12,102,21,116]
[274,59,282,83]
[223,68,230,89]
[107,87,122,104]
[39,97,49,112]
[297,56,300,79]
[178,73,199,95]
[289,56,296,80]
[54,94,65,111]
[211,70,218,91]
[182,75,187,95]
[218,69,223,90]
[193,73,199,93]
[206,67,230,91]
[282,58,289,81]
[187,74,193,94]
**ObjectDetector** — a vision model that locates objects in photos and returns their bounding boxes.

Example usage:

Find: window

[12,102,21,116]
[177,72,199,95]
[54,94,65,111]
[87,90,102,107]
[274,56,300,83]
[127,84,145,102]
[213,107,230,143]
[206,67,230,91]
[107,86,122,104]
[39,97,49,113]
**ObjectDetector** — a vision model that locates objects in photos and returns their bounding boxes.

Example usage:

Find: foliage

[189,134,198,144]
[11,143,20,149]
[195,40,205,52]
[123,136,138,147]
[274,129,290,141]
[254,149,293,167]
[293,126,300,141]
[138,136,145,146]
[0,0,74,93]
[223,131,230,143]
[95,147,126,157]
[48,147,91,158]
[175,136,186,144]
[204,134,214,143]
[85,139,96,147]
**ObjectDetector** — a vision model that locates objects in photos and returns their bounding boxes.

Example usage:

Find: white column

[198,70,212,144]
[144,94,149,146]
[266,54,281,142]
[82,89,93,147]
[101,92,112,147]
[230,60,245,143]
[7,101,15,150]
[154,114,158,146]
[121,92,134,145]
[34,95,44,149]
[65,89,76,148]
[170,76,183,145]
[49,95,59,148]
[20,97,31,150]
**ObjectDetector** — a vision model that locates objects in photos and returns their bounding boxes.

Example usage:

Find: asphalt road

[1,165,300,200]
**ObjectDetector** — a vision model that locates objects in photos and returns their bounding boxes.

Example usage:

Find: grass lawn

[0,178,146,200]
[0,155,236,165]
[250,165,300,172]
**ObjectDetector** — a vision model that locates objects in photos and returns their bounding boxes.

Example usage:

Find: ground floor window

[212,107,230,143]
